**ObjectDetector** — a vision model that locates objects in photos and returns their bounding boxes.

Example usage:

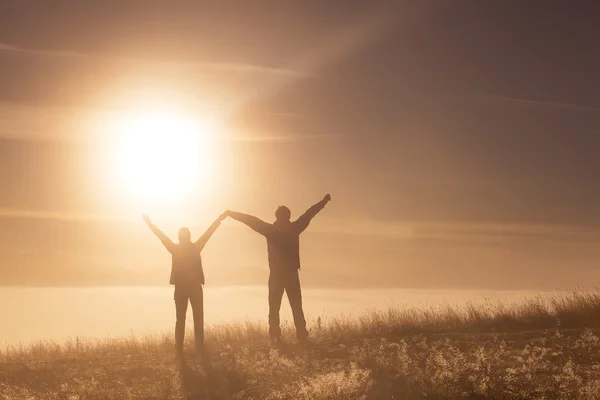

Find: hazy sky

[0,1,599,289]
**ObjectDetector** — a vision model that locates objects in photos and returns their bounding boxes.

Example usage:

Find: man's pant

[268,269,308,340]
[174,284,204,354]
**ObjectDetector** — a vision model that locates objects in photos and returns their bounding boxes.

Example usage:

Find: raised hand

[142,214,152,226]
[324,194,332,203]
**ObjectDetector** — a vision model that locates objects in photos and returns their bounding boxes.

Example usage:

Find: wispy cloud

[0,11,394,142]
[262,112,323,120]
[0,42,309,77]
[219,11,398,116]
[0,100,344,142]
[313,218,600,242]
[478,93,600,113]
[0,43,87,58]
[2,206,599,245]
[226,132,345,143]
[409,221,600,242]
[0,208,132,223]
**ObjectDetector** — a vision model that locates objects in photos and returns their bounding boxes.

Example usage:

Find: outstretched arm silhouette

[294,194,331,234]
[195,212,227,250]
[143,214,176,253]
[226,211,271,236]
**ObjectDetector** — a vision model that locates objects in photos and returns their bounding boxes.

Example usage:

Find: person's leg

[268,272,285,340]
[189,285,204,353]
[285,271,308,340]
[174,285,189,356]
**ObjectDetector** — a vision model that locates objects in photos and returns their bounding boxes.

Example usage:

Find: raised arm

[195,212,227,250]
[143,215,176,253]
[293,194,331,234]
[226,210,271,236]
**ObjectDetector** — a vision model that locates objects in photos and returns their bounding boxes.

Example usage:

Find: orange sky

[0,2,599,289]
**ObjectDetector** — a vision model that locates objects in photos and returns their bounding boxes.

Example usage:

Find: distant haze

[0,286,547,346]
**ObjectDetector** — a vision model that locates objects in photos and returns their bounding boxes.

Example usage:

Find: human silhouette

[143,213,226,357]
[225,194,331,341]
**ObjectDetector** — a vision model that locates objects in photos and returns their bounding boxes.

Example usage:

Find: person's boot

[175,322,185,360]
[296,329,309,343]
[269,325,282,344]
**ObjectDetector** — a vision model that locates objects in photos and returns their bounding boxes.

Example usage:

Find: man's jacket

[229,199,328,273]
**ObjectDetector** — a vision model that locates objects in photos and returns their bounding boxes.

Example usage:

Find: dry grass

[3,291,600,399]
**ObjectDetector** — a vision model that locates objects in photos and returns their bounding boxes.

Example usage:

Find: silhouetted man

[225,194,331,341]
[143,213,225,357]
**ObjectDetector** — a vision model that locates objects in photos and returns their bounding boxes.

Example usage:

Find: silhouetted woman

[143,212,225,358]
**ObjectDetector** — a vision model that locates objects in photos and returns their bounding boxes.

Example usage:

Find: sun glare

[113,111,217,205]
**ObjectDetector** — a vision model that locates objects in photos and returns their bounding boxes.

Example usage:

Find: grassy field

[3,291,600,399]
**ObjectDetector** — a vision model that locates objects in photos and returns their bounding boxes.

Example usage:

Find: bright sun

[114,111,216,205]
